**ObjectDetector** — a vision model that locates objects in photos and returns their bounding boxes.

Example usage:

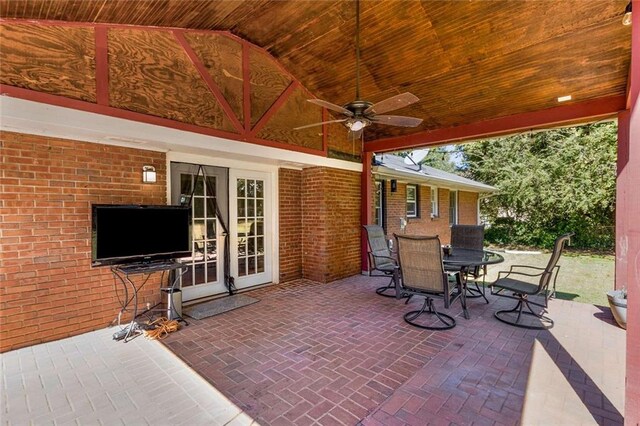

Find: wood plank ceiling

[0,0,632,142]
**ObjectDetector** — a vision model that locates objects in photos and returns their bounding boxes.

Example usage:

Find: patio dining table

[443,248,504,317]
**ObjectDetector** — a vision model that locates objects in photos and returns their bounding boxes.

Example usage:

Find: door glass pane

[194,175,204,196]
[194,263,206,285]
[206,219,216,239]
[238,257,247,277]
[237,179,246,197]
[180,174,192,205]
[256,199,264,217]
[194,198,204,218]
[256,181,264,198]
[248,256,256,275]
[237,199,246,217]
[248,199,255,217]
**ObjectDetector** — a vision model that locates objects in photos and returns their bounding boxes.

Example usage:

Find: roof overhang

[372,165,497,193]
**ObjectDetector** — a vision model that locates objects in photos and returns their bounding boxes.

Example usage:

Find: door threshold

[182,282,274,307]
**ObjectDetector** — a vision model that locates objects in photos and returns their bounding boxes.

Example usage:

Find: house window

[430,187,438,218]
[374,180,385,227]
[449,190,458,225]
[406,184,419,218]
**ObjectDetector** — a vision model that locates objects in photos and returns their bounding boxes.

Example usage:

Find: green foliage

[460,122,617,250]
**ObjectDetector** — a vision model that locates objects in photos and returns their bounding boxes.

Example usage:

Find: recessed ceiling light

[557,95,572,102]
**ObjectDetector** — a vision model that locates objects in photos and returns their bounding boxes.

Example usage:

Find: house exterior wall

[0,131,167,352]
[278,168,303,283]
[1,133,363,351]
[370,177,480,249]
[302,167,361,283]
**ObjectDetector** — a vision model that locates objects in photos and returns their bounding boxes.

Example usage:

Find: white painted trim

[1,97,362,172]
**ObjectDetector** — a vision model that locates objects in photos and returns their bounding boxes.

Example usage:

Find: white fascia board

[372,165,496,193]
[1,97,362,173]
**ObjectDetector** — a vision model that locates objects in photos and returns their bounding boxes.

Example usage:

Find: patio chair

[448,224,488,301]
[394,234,466,330]
[489,233,573,330]
[363,225,399,297]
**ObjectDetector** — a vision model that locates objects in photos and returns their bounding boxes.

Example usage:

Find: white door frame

[167,152,280,289]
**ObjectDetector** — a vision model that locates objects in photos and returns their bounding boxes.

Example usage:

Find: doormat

[183,294,259,320]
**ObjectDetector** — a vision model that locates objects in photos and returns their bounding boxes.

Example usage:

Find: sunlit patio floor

[164,275,626,426]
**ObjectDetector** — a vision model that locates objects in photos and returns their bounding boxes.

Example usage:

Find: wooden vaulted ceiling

[0,0,632,143]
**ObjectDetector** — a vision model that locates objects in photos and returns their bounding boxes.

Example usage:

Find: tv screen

[91,204,191,266]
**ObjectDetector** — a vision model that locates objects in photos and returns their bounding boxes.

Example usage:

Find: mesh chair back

[538,233,573,290]
[450,224,485,250]
[363,225,394,269]
[395,235,445,293]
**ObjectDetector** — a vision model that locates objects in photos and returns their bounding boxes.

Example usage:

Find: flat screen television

[91,204,191,266]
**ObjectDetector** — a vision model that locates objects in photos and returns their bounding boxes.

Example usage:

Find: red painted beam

[94,26,109,106]
[365,95,626,153]
[173,30,244,134]
[248,81,299,136]
[1,84,326,157]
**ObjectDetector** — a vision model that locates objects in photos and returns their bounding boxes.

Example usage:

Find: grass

[482,249,614,307]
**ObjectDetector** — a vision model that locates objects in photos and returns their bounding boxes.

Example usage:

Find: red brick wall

[371,179,479,248]
[458,191,479,225]
[0,131,166,352]
[302,167,361,282]
[279,168,302,282]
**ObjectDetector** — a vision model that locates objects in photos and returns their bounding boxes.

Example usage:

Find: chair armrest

[508,265,545,273]
[371,254,397,264]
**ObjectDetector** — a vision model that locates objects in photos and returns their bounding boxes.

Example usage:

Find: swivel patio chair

[448,224,488,301]
[394,234,466,330]
[489,233,573,330]
[363,225,399,297]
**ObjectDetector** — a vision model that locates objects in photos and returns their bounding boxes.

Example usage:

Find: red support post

[243,42,251,131]
[619,1,640,423]
[361,151,373,272]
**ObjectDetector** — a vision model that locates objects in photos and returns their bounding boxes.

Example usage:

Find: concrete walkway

[1,327,257,425]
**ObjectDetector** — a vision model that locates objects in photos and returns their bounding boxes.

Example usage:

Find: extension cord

[112,325,132,341]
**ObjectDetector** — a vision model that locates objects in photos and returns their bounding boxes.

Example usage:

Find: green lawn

[482,249,614,307]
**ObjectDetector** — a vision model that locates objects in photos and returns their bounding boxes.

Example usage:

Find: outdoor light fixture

[142,165,157,183]
[557,95,572,102]
[623,1,632,26]
[391,179,398,192]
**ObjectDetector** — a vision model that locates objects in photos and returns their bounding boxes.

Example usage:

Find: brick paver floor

[164,275,625,426]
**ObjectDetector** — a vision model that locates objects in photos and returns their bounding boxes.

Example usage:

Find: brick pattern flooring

[164,275,624,426]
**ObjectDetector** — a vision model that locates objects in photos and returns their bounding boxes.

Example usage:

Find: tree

[459,122,617,250]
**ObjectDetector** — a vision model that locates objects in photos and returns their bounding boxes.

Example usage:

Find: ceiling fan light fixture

[346,118,369,131]
[623,1,632,26]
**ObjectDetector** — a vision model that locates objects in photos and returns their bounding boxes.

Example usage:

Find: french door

[171,163,228,301]
[229,170,272,289]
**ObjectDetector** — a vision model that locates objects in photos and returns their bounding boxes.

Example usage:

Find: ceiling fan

[295,0,423,137]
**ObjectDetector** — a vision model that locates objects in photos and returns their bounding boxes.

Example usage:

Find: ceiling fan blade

[307,99,353,116]
[293,118,347,130]
[364,92,420,115]
[371,115,423,127]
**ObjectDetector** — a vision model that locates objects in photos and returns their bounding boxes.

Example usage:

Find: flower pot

[607,290,627,329]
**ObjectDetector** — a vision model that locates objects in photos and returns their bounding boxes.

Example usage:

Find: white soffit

[0,97,362,172]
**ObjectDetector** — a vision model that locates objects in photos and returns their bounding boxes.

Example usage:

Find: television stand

[110,260,188,342]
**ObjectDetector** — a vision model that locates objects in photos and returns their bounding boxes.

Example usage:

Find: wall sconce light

[142,165,157,183]
[390,179,397,192]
